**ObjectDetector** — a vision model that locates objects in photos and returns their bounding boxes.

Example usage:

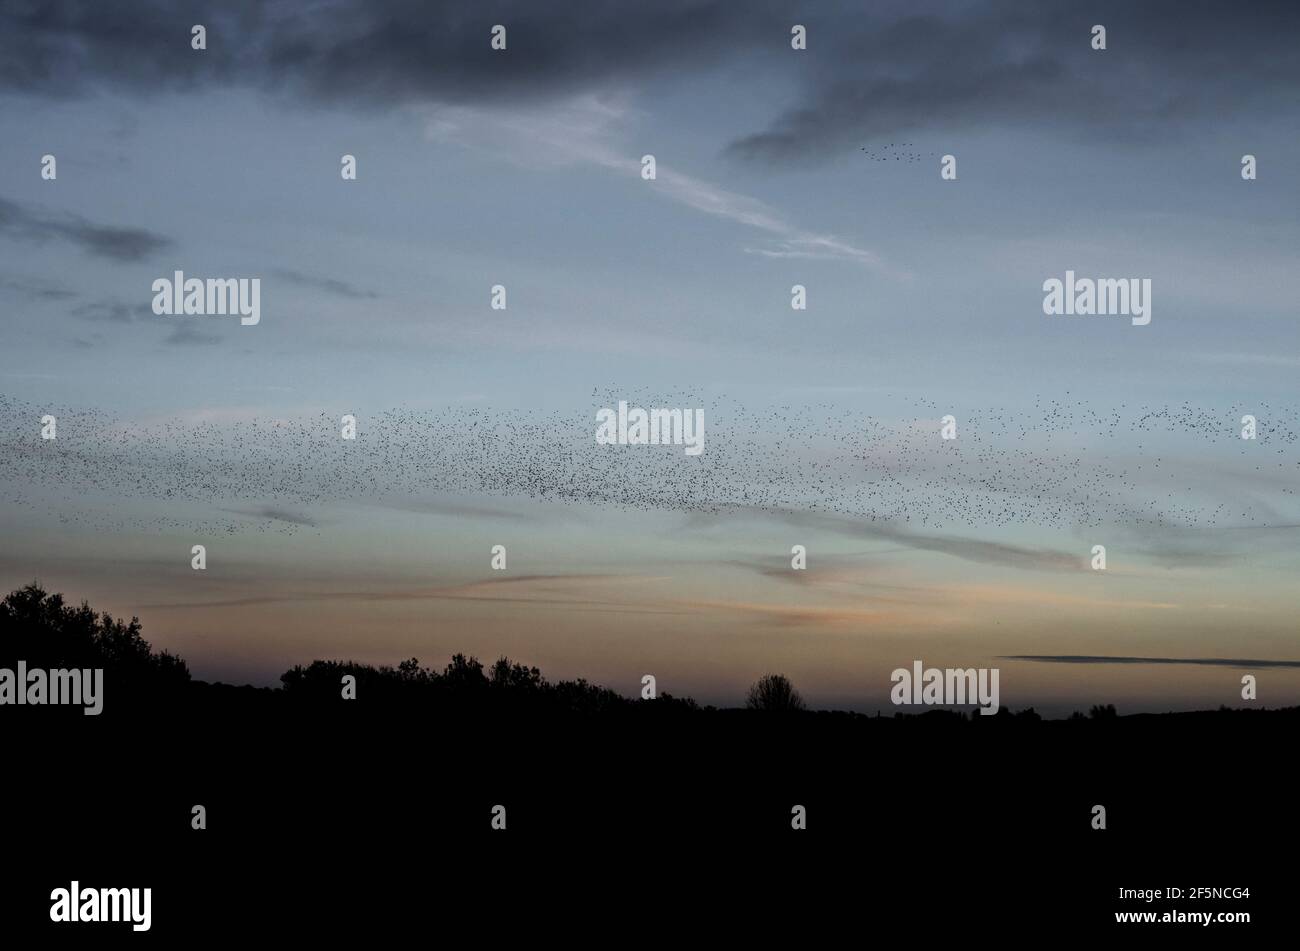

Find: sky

[1,0,1298,716]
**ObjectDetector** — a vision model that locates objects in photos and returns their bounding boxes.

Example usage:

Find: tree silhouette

[443,652,487,689]
[746,674,806,712]
[0,582,189,692]
[490,656,542,691]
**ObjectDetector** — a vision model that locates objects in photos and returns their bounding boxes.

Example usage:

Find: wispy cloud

[273,268,378,300]
[222,506,319,527]
[136,573,684,614]
[72,300,151,323]
[422,95,894,272]
[0,196,172,261]
[1005,655,1300,669]
[680,596,915,630]
[0,275,76,301]
[1182,352,1300,370]
[162,324,222,347]
[369,496,538,522]
[703,508,1085,572]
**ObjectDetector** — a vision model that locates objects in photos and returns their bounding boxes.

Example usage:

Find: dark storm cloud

[1005,655,1300,670]
[726,0,1300,163]
[1,1,1292,164]
[0,196,172,261]
[0,0,769,104]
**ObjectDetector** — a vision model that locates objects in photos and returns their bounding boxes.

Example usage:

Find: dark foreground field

[2,585,1289,939]
[7,693,1290,940]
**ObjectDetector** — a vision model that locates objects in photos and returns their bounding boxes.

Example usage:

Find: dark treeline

[3,583,1294,727]
[0,583,705,719]
[0,583,190,705]
[279,654,702,718]
[6,582,1298,899]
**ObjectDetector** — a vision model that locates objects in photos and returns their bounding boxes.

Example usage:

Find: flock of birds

[0,391,1296,540]
[860,142,937,164]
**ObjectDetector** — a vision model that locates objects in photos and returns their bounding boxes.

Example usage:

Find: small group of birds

[860,142,936,164]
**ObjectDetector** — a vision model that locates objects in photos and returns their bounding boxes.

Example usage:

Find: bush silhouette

[745,674,805,712]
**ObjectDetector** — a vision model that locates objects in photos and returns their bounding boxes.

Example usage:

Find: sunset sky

[2,0,1298,716]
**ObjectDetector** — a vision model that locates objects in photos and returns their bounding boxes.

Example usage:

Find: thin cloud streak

[421,96,895,273]
[1005,655,1300,669]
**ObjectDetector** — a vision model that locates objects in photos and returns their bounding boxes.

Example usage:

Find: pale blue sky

[1,1,1297,713]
